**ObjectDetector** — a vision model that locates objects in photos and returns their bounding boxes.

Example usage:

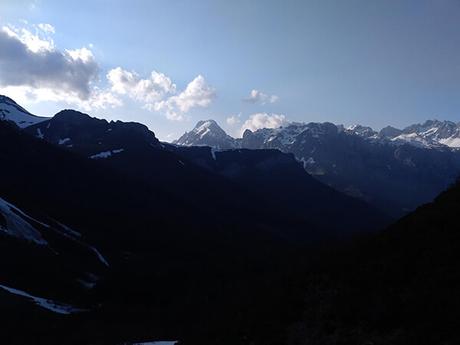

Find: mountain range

[0,95,388,344]
[176,119,460,216]
[1,94,460,345]
[176,118,460,149]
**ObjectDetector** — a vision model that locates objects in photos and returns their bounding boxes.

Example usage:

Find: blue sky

[0,0,459,140]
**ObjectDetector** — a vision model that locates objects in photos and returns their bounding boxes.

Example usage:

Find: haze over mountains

[1,94,460,345]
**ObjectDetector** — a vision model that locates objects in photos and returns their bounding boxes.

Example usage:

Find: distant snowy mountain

[346,119,460,149]
[390,120,460,148]
[177,119,460,216]
[176,118,460,150]
[0,95,48,128]
[174,119,237,149]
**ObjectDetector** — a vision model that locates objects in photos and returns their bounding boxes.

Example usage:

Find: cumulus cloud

[226,114,241,126]
[107,67,176,103]
[37,23,55,34]
[243,89,279,105]
[108,69,215,121]
[240,113,287,134]
[0,85,122,111]
[0,22,214,118]
[153,75,215,120]
[0,24,101,101]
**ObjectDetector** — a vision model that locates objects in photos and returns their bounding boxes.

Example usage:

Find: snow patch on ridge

[0,197,48,245]
[36,128,44,139]
[58,138,71,145]
[0,96,48,128]
[90,148,125,159]
[0,284,86,314]
[129,341,177,345]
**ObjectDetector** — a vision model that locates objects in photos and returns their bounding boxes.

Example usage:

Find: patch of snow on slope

[90,149,124,159]
[0,96,48,128]
[0,197,47,245]
[0,284,86,314]
[77,273,99,290]
[391,133,432,148]
[58,138,71,145]
[90,151,112,159]
[36,128,44,139]
[439,137,460,148]
[211,147,217,160]
[420,127,439,136]
[89,246,110,267]
[199,127,210,139]
[130,340,177,345]
[194,121,213,138]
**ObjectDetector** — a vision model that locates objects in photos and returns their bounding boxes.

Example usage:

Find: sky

[0,0,459,141]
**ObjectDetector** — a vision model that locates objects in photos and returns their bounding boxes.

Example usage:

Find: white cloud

[0,24,99,100]
[37,23,55,34]
[109,70,215,121]
[0,85,121,111]
[81,88,122,110]
[243,89,279,105]
[107,67,176,103]
[0,23,121,111]
[240,113,287,134]
[65,47,94,63]
[153,75,215,120]
[0,22,214,118]
[2,24,55,53]
[226,114,241,126]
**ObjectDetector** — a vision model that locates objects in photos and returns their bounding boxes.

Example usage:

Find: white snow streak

[0,284,86,314]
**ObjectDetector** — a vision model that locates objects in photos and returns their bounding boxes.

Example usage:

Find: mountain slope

[0,95,48,128]
[288,179,460,345]
[169,145,389,237]
[26,109,161,156]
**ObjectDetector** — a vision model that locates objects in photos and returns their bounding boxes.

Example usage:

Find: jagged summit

[178,118,460,150]
[346,124,378,138]
[174,119,237,149]
[379,125,402,138]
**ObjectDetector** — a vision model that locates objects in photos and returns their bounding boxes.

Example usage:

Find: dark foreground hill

[287,179,460,345]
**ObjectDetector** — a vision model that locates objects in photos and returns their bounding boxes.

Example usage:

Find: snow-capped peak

[389,120,460,148]
[0,95,49,128]
[174,119,237,149]
[193,119,222,139]
[174,117,460,151]
[346,124,378,138]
